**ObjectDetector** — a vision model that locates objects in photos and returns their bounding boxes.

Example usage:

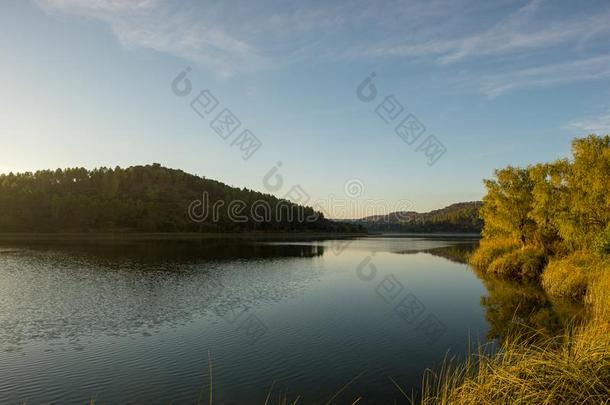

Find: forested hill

[353,201,483,233]
[0,164,364,233]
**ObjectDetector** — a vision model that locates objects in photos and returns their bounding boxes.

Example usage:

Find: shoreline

[0,231,481,244]
[0,231,368,242]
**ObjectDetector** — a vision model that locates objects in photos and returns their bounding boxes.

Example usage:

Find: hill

[352,201,483,233]
[0,164,364,234]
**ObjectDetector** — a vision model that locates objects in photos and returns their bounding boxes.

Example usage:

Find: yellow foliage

[468,238,519,271]
[487,246,546,280]
[541,252,596,300]
[415,135,610,403]
[585,261,610,324]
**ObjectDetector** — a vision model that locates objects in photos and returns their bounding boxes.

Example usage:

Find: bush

[487,246,546,280]
[593,225,610,257]
[469,239,520,272]
[585,260,610,322]
[542,252,594,300]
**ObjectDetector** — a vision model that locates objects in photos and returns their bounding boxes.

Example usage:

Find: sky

[1,0,610,218]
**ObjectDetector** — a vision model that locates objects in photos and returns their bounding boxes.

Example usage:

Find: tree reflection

[478,277,583,341]
[423,241,584,342]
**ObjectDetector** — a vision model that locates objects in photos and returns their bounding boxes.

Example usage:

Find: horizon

[2,0,610,218]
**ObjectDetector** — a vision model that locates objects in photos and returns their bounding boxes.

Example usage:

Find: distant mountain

[351,201,483,233]
[0,164,365,234]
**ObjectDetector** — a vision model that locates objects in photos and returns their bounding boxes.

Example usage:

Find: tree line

[0,164,364,233]
[356,201,483,233]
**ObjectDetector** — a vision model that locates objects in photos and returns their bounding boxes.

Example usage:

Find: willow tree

[528,160,570,252]
[564,135,610,249]
[480,166,536,245]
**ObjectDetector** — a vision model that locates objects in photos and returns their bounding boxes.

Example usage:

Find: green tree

[480,166,536,245]
[528,160,570,252]
[0,164,364,234]
[565,135,610,248]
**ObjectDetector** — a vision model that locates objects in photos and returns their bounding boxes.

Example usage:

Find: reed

[468,239,520,271]
[411,264,610,405]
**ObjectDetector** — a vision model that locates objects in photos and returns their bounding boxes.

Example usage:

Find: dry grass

[411,264,610,405]
[413,323,610,404]
[487,246,546,280]
[468,239,520,271]
[585,264,610,323]
[541,252,599,300]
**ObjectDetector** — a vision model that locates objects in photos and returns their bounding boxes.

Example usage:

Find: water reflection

[421,243,477,264]
[0,236,586,404]
[0,240,325,351]
[0,238,583,352]
[419,241,584,341]
[479,277,583,341]
[0,238,325,263]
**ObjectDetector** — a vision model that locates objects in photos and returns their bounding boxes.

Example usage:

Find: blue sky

[1,0,610,217]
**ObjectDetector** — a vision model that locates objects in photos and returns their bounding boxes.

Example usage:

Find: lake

[0,236,580,404]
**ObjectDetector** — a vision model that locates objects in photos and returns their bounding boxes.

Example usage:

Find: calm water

[0,236,579,404]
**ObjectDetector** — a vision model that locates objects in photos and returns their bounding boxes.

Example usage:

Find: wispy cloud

[479,55,610,97]
[35,0,610,92]
[37,0,158,13]
[36,0,269,76]
[346,0,610,63]
[568,110,610,135]
[436,0,593,64]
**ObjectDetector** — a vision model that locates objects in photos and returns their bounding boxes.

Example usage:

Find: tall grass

[410,263,610,405]
[469,239,547,280]
[541,251,604,300]
[414,322,610,404]
[468,239,520,271]
[585,265,610,323]
[487,246,546,280]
